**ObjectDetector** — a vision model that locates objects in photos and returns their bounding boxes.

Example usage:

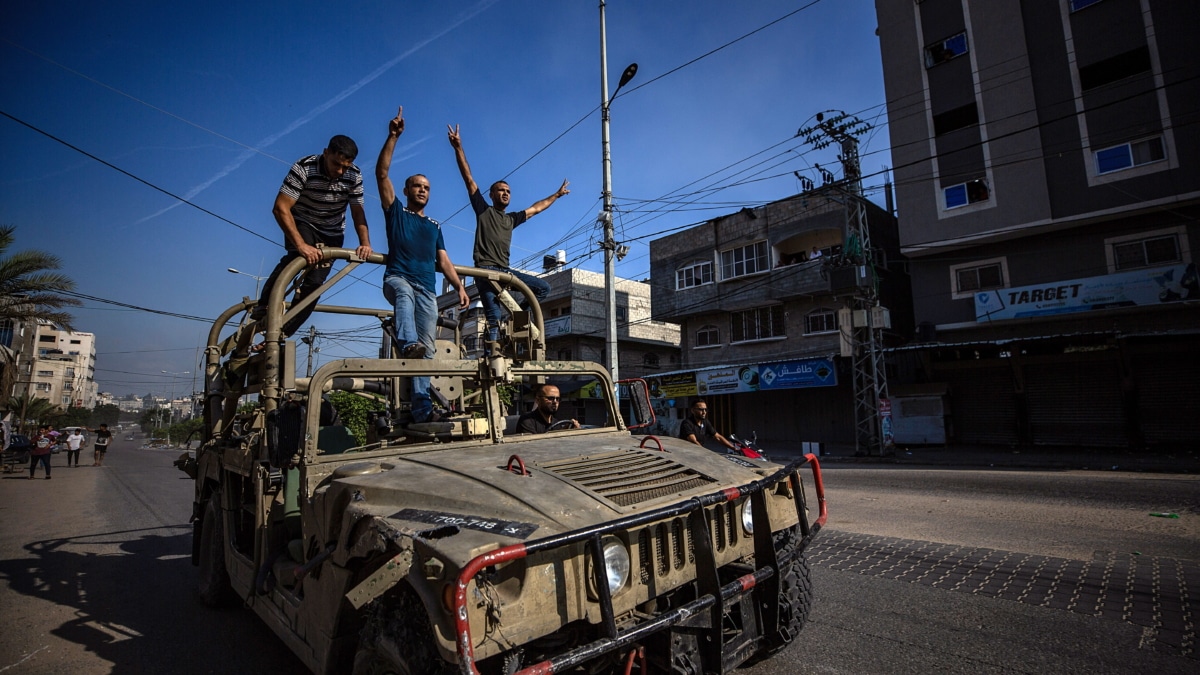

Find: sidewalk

[769,441,1200,474]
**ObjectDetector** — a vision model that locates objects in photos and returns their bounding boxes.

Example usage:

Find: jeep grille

[636,504,741,582]
[538,450,717,507]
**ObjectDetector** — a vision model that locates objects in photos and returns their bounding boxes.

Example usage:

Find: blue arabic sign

[758,358,838,390]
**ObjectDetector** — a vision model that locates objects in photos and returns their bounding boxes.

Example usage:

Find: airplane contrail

[137,0,500,225]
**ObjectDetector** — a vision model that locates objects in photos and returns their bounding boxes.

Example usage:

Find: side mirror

[617,378,655,431]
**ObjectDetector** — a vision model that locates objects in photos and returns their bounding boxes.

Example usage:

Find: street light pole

[599,0,637,392]
[227,267,266,298]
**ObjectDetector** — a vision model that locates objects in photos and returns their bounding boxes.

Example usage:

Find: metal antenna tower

[798,111,891,455]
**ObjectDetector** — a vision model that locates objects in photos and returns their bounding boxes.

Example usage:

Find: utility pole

[303,325,318,378]
[599,0,637,391]
[798,111,891,456]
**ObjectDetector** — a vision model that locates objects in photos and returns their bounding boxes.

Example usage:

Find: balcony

[767,259,833,301]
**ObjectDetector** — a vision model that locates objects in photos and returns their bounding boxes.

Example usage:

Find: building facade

[876,0,1199,448]
[647,190,910,446]
[12,321,98,411]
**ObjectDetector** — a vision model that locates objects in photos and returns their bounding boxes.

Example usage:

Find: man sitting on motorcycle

[679,399,738,453]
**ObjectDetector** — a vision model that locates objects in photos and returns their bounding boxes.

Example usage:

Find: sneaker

[401,342,427,359]
[46,475,51,480]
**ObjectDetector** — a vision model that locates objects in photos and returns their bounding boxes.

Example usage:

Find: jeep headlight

[741,501,755,535]
[591,535,630,595]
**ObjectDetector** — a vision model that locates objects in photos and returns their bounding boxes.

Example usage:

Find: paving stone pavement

[807,529,1199,660]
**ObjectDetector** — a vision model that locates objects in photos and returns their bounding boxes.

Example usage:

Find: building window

[925,31,968,67]
[1069,0,1104,10]
[64,384,74,392]
[643,353,660,370]
[1095,136,1165,175]
[39,335,55,343]
[616,306,627,323]
[1111,232,1182,271]
[695,325,720,348]
[932,103,978,136]
[676,260,713,290]
[70,339,82,345]
[464,336,479,352]
[720,241,769,280]
[950,257,1008,299]
[804,308,838,335]
[731,306,785,343]
[37,370,53,377]
[66,368,75,377]
[36,383,52,392]
[1079,46,1151,90]
[943,178,990,209]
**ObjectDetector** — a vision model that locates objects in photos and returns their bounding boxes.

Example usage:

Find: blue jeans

[478,266,550,342]
[29,454,51,477]
[383,276,437,422]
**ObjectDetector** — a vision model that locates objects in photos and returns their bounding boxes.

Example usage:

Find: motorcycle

[727,431,767,461]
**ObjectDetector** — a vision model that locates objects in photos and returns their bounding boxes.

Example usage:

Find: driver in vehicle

[517,384,580,433]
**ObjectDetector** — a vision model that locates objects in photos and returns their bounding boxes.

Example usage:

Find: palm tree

[0,224,81,398]
[0,224,80,328]
[5,392,61,431]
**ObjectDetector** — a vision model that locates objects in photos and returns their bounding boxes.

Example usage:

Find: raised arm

[376,106,404,208]
[447,124,478,196]
[523,179,570,219]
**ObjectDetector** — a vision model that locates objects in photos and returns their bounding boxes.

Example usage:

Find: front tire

[196,491,237,607]
[763,527,813,652]
[354,586,452,675]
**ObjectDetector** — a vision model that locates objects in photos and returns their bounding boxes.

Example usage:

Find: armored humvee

[187,248,826,674]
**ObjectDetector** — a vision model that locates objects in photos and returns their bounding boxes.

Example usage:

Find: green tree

[327,391,387,445]
[5,393,60,430]
[91,403,120,427]
[167,417,204,445]
[0,225,81,397]
[57,406,92,429]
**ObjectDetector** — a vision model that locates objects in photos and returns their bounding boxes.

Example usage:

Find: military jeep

[188,248,826,674]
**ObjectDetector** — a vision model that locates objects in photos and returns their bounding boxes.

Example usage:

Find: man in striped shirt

[256,135,373,337]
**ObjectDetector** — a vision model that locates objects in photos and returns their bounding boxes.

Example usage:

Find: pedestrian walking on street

[92,424,112,466]
[65,427,85,467]
[30,425,53,479]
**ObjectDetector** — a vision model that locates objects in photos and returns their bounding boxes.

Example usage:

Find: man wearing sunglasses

[679,399,737,452]
[517,385,580,434]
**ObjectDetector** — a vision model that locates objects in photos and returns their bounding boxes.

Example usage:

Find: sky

[1,0,891,399]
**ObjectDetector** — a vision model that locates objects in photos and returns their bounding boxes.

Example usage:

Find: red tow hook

[505,454,531,476]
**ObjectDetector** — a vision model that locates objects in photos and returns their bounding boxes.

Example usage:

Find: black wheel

[196,491,237,607]
[355,586,452,675]
[762,527,813,653]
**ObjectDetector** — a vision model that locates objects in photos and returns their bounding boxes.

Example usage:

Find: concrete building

[647,189,910,445]
[12,321,98,411]
[875,0,1199,448]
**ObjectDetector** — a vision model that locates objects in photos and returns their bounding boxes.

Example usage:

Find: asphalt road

[0,441,1196,674]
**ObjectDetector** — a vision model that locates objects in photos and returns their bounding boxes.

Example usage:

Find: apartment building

[647,189,910,445]
[13,321,98,410]
[876,0,1199,448]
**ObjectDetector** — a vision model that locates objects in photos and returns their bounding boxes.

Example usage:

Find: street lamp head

[618,63,638,89]
[227,268,240,274]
